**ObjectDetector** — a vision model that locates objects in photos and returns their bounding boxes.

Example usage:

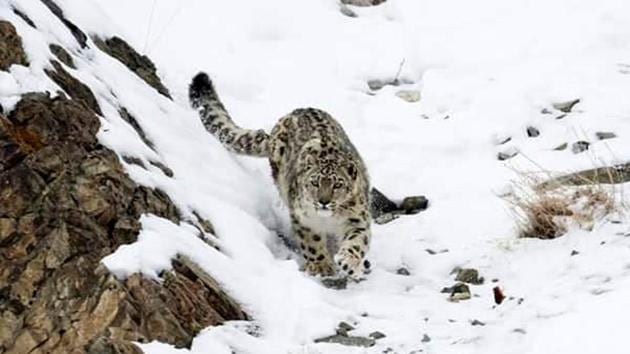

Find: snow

[3,0,630,353]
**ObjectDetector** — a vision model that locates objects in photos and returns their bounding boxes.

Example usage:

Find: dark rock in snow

[12,8,36,28]
[337,321,355,336]
[421,334,431,342]
[314,334,376,347]
[596,132,617,140]
[552,99,580,113]
[49,43,75,68]
[342,0,387,6]
[40,0,88,48]
[470,319,486,326]
[400,195,429,214]
[526,126,540,137]
[45,60,102,115]
[119,107,155,150]
[553,142,568,151]
[442,282,471,301]
[571,141,590,154]
[94,36,172,99]
[369,331,386,339]
[150,159,174,177]
[396,267,411,276]
[370,187,399,217]
[374,212,399,225]
[0,21,28,71]
[453,268,484,285]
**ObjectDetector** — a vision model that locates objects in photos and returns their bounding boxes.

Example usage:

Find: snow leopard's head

[300,153,358,216]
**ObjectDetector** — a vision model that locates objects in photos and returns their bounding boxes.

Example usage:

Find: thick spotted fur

[189,72,372,280]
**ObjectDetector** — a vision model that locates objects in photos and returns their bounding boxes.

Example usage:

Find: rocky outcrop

[0,20,247,354]
[45,60,103,115]
[0,21,28,71]
[40,0,88,48]
[94,37,172,99]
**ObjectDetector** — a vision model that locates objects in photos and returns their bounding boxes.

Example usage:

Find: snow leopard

[189,72,371,280]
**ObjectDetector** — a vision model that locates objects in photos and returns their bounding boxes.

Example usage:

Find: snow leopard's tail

[189,72,269,157]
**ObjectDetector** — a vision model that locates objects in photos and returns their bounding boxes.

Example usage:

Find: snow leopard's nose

[317,200,330,209]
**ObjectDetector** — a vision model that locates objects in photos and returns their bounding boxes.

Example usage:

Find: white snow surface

[3,0,630,353]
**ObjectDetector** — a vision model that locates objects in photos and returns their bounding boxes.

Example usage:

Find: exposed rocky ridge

[0,20,28,71]
[94,36,172,99]
[0,20,247,354]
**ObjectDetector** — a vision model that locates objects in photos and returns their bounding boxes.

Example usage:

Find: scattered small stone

[496,136,512,145]
[367,79,387,91]
[425,248,448,255]
[555,113,567,120]
[541,108,553,114]
[513,328,527,334]
[421,334,431,343]
[571,141,590,154]
[526,126,540,137]
[447,319,456,323]
[552,99,580,113]
[396,267,411,276]
[374,213,399,225]
[596,132,617,140]
[492,278,499,283]
[470,319,485,326]
[369,331,386,339]
[570,250,580,256]
[493,286,505,305]
[321,277,348,290]
[453,268,484,285]
[553,142,568,151]
[399,196,429,214]
[395,89,421,103]
[370,187,398,217]
[518,298,524,305]
[337,321,355,336]
[314,334,375,347]
[443,282,471,302]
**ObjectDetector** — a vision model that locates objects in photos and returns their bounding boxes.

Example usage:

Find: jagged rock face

[0,20,247,354]
[0,20,28,71]
[94,36,172,99]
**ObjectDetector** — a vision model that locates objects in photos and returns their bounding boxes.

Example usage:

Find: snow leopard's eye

[333,180,344,189]
[311,177,319,187]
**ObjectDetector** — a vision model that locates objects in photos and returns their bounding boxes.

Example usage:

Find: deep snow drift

[4,0,630,353]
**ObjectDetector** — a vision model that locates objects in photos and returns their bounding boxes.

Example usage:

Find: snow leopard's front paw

[305,259,336,277]
[334,248,368,281]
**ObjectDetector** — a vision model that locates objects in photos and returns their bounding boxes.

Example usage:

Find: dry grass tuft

[505,169,621,239]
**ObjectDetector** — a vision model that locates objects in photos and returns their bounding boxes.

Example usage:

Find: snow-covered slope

[5,0,630,353]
